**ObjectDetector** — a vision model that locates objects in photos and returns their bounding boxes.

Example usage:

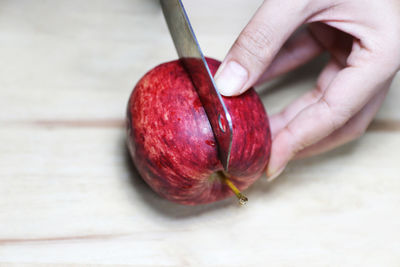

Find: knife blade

[160,0,233,171]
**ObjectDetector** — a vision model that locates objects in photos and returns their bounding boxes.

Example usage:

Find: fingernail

[266,166,285,182]
[215,60,248,96]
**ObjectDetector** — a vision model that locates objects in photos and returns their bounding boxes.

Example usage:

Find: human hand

[214,0,400,180]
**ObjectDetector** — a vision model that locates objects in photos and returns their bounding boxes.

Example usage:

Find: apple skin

[126,58,271,205]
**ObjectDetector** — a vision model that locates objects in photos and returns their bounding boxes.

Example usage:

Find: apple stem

[221,174,248,205]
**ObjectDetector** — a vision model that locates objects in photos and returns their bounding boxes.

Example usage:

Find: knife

[160,0,233,171]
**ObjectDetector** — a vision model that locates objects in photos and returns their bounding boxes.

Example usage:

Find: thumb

[215,0,308,96]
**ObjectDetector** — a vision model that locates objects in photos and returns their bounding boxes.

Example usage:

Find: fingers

[269,59,341,139]
[255,27,323,84]
[256,23,353,87]
[295,85,390,159]
[215,0,310,96]
[267,61,386,178]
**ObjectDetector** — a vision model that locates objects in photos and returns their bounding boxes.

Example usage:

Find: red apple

[126,58,271,205]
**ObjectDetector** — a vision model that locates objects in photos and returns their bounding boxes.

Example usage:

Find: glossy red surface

[126,58,271,205]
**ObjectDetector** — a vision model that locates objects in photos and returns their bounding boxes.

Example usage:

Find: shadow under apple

[121,137,239,219]
[121,132,363,219]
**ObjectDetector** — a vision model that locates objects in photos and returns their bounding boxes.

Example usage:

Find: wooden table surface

[1,0,400,266]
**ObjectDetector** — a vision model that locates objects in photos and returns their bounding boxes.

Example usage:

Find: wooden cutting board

[1,0,399,266]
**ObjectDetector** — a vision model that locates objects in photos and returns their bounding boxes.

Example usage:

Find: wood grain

[0,234,124,246]
[367,119,400,132]
[0,0,399,266]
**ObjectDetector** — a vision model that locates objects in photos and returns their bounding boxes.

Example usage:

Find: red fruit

[126,58,271,205]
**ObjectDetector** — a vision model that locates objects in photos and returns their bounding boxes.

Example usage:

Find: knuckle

[310,85,324,102]
[383,52,400,73]
[235,24,274,65]
[319,96,350,133]
[360,34,400,74]
[371,47,400,74]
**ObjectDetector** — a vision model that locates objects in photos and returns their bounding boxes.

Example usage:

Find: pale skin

[214,0,400,180]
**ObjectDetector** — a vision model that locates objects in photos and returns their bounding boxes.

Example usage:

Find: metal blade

[160,0,233,171]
